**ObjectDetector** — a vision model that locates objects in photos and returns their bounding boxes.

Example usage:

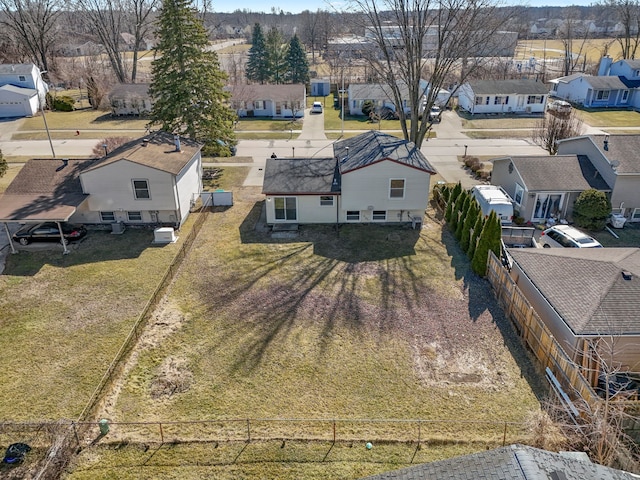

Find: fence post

[502,422,507,446]
[332,420,336,444]
[159,422,164,443]
[247,419,251,443]
[417,420,421,449]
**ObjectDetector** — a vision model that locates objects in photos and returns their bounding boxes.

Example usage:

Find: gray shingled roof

[0,159,93,222]
[468,79,549,95]
[86,131,202,176]
[506,155,611,192]
[349,82,412,101]
[0,63,36,75]
[333,131,436,174]
[622,59,640,70]
[361,444,637,479]
[227,83,306,103]
[262,158,339,194]
[552,73,585,84]
[108,82,150,99]
[584,76,627,89]
[588,134,640,174]
[508,248,640,335]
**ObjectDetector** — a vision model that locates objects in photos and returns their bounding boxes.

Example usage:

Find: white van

[470,185,514,225]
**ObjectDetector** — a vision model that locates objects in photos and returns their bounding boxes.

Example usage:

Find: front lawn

[574,108,640,128]
[19,110,149,132]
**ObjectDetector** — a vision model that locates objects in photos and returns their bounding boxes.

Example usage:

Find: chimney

[174,135,181,152]
[142,138,149,147]
[603,134,609,151]
[622,271,633,281]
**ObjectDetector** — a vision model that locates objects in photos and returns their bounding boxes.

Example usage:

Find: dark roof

[227,84,306,102]
[333,131,436,174]
[262,158,339,194]
[0,159,93,222]
[502,155,610,191]
[584,75,627,89]
[618,77,640,88]
[468,79,549,95]
[0,63,35,75]
[587,134,640,174]
[108,83,150,99]
[508,248,640,335]
[86,131,202,176]
[361,444,637,480]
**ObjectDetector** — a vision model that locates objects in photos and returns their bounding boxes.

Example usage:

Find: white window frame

[372,210,386,221]
[527,95,543,104]
[19,75,26,81]
[132,179,150,200]
[514,183,524,206]
[320,196,334,207]
[389,178,405,199]
[622,90,629,103]
[274,196,297,221]
[632,208,640,221]
[255,100,265,110]
[100,211,115,222]
[346,211,360,221]
[596,90,610,101]
[127,211,142,221]
[475,96,483,105]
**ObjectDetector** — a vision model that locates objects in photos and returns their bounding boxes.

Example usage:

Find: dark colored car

[597,372,640,399]
[12,222,87,246]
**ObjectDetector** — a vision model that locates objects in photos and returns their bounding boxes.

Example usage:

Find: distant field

[516,38,620,64]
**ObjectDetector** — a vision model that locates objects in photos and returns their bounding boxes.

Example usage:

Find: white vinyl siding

[320,196,334,206]
[274,196,297,221]
[346,210,360,221]
[372,210,386,221]
[100,211,115,222]
[133,179,150,199]
[389,179,405,199]
[127,211,142,221]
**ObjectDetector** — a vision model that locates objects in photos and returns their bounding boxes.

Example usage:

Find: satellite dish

[611,160,620,169]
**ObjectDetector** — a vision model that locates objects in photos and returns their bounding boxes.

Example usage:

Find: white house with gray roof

[0,63,48,118]
[347,80,450,116]
[262,130,436,226]
[227,84,306,118]
[458,79,549,115]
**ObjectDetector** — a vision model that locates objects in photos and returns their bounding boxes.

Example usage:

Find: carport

[0,158,92,255]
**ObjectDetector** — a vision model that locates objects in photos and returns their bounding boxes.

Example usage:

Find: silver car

[539,225,602,248]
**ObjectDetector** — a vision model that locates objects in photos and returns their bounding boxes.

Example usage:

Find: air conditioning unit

[111,222,125,234]
[153,227,177,244]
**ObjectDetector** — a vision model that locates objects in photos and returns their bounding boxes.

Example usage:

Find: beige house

[262,131,435,225]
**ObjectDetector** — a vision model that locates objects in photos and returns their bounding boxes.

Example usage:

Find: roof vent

[142,138,149,147]
[174,135,181,152]
[622,270,633,281]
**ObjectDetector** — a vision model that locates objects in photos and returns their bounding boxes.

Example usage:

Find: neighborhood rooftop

[587,134,640,174]
[0,63,36,75]
[262,158,339,195]
[466,79,549,95]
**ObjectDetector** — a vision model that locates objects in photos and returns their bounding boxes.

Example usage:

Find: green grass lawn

[19,110,149,132]
[235,117,302,132]
[589,222,640,247]
[463,130,535,140]
[13,131,138,141]
[459,115,539,130]
[574,108,640,128]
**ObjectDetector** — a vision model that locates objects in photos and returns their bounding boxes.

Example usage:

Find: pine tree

[455,194,471,241]
[468,213,485,259]
[471,211,502,276]
[246,23,269,84]
[460,201,479,253]
[0,148,6,178]
[148,0,235,152]
[286,34,309,84]
[266,27,288,84]
[444,195,454,223]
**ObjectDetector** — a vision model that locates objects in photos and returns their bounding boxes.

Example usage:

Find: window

[127,211,142,221]
[633,208,640,221]
[485,96,490,105]
[255,100,264,110]
[389,179,405,198]
[596,90,610,100]
[133,179,150,199]
[514,184,524,205]
[372,210,386,221]
[622,90,629,102]
[346,211,360,221]
[527,95,543,104]
[494,96,503,105]
[274,197,297,220]
[19,75,25,81]
[475,96,483,105]
[320,196,334,206]
[635,69,640,77]
[100,211,115,222]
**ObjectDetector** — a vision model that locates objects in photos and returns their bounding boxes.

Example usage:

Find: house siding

[265,194,338,224]
[341,160,430,213]
[174,152,202,225]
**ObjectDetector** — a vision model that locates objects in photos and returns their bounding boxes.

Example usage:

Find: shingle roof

[333,130,436,174]
[551,73,585,84]
[584,75,627,89]
[0,159,93,222]
[361,444,637,479]
[587,134,640,174]
[262,158,339,194]
[622,58,640,69]
[108,83,150,99]
[349,82,412,101]
[86,131,202,176]
[0,84,36,98]
[227,84,306,102]
[468,79,549,95]
[505,155,610,191]
[0,63,36,75]
[508,248,640,335]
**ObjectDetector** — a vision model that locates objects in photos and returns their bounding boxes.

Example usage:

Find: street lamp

[37,70,56,158]
[102,144,108,157]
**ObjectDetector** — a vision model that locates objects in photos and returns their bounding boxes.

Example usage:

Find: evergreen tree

[286,34,309,84]
[246,23,269,84]
[449,199,460,232]
[455,194,471,241]
[0,148,6,178]
[444,196,454,223]
[266,27,288,84]
[460,201,479,253]
[468,213,485,259]
[573,188,611,230]
[148,0,235,153]
[471,211,502,276]
[450,182,463,205]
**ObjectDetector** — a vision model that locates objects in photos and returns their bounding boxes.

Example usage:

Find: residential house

[0,132,203,228]
[0,63,48,118]
[61,41,105,57]
[262,130,435,225]
[557,134,640,222]
[362,444,637,479]
[108,83,152,116]
[507,248,640,384]
[458,79,549,115]
[228,84,306,118]
[491,155,610,223]
[348,80,449,116]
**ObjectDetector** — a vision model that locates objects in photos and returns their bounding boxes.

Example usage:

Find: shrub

[472,210,502,276]
[52,95,76,112]
[573,189,611,230]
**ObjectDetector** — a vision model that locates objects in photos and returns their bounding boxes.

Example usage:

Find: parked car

[310,101,323,114]
[12,222,87,246]
[597,372,640,399]
[428,106,442,122]
[547,99,572,114]
[539,225,602,248]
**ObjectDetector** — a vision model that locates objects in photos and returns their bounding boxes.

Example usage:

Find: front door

[274,197,297,221]
[532,193,563,222]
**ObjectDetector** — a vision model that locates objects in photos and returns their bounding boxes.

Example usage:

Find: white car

[547,99,572,114]
[539,225,602,248]
[310,101,323,114]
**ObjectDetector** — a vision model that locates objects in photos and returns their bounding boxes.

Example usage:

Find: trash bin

[99,419,110,435]
[609,213,626,229]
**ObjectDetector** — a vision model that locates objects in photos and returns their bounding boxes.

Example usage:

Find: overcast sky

[215,0,595,14]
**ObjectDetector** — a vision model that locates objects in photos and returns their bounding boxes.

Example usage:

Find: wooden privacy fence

[486,252,598,407]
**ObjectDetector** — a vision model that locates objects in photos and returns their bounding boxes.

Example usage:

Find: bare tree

[347,0,513,148]
[603,0,640,60]
[300,9,333,64]
[0,0,63,72]
[558,9,591,76]
[533,109,584,155]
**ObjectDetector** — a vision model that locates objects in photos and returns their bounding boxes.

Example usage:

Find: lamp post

[37,70,56,158]
[102,144,108,157]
